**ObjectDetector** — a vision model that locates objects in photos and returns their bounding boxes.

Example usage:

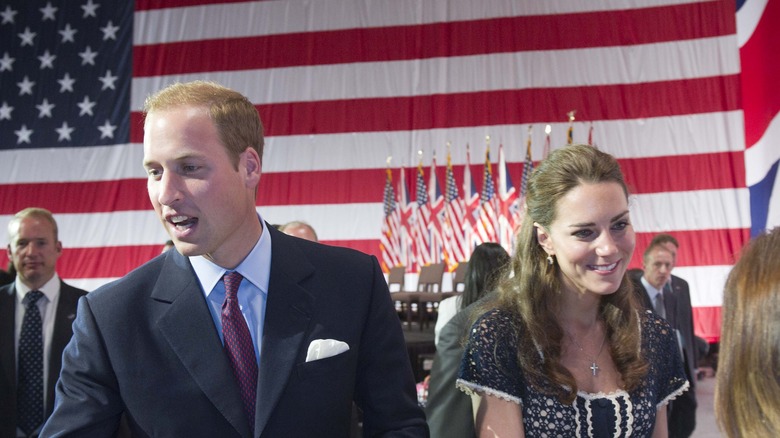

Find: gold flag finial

[567,110,576,122]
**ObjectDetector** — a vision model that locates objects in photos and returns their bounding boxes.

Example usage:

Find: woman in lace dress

[457,144,688,437]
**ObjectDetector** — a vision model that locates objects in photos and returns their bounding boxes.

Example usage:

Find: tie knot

[223,271,243,299]
[23,290,44,308]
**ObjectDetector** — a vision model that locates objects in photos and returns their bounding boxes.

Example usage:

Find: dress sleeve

[456,309,524,405]
[644,312,690,407]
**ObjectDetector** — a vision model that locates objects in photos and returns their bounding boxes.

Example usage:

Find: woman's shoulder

[466,306,524,351]
[471,306,518,331]
[637,309,680,352]
[638,309,674,335]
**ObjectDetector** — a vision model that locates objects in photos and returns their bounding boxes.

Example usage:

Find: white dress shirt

[190,216,272,363]
[434,295,462,348]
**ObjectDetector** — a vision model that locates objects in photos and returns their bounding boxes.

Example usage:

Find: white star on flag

[99,70,118,90]
[38,50,56,69]
[59,24,77,43]
[79,46,98,65]
[98,120,117,139]
[56,122,74,141]
[18,27,36,46]
[40,2,57,21]
[36,99,55,118]
[77,96,96,116]
[17,76,35,95]
[81,0,100,18]
[15,125,33,144]
[101,21,119,40]
[58,73,76,92]
[0,52,14,71]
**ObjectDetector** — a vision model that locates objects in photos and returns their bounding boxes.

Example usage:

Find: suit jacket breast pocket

[295,349,353,381]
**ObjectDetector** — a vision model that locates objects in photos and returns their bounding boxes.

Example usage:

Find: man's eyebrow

[143,152,205,168]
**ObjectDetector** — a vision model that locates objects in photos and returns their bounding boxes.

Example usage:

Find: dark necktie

[221,272,257,433]
[655,290,666,319]
[17,290,44,436]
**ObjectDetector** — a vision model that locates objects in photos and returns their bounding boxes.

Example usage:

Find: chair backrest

[452,261,469,292]
[387,266,405,292]
[417,263,445,292]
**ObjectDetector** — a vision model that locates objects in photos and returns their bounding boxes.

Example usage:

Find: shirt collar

[189,215,272,296]
[640,275,664,299]
[15,273,61,303]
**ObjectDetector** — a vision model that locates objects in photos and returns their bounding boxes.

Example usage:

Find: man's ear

[241,148,262,188]
[534,222,554,255]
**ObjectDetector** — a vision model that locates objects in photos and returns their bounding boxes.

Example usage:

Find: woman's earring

[547,255,554,266]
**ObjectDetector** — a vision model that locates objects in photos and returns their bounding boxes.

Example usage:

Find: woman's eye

[612,221,629,231]
[573,229,592,238]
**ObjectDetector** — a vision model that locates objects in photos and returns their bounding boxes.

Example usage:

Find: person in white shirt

[434,242,509,347]
[0,207,87,438]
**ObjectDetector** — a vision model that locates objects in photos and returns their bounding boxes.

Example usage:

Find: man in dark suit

[630,234,697,438]
[1,208,88,437]
[41,81,427,437]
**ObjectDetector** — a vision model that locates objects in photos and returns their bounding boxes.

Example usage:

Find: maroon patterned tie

[221,271,257,432]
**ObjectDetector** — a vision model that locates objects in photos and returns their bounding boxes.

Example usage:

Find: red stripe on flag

[620,151,745,194]
[0,246,162,281]
[130,76,741,140]
[0,180,149,215]
[693,306,722,343]
[135,0,255,11]
[133,2,733,77]
[629,228,748,269]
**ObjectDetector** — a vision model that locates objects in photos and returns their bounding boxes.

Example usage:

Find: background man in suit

[1,208,87,437]
[631,234,697,438]
[42,81,427,437]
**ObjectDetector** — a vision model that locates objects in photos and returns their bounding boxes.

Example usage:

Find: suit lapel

[153,251,251,437]
[47,283,81,415]
[0,286,16,397]
[255,228,315,435]
[663,283,678,327]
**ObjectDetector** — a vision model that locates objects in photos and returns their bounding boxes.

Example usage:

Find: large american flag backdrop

[1,0,777,342]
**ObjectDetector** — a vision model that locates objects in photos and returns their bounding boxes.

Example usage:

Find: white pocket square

[305,339,350,362]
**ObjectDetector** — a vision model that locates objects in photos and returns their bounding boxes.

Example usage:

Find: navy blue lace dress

[457,309,689,437]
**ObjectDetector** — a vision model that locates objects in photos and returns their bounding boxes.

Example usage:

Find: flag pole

[567,110,576,144]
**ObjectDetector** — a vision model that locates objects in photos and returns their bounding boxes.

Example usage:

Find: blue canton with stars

[0,0,131,150]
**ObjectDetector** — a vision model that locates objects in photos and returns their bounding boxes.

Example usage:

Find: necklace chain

[565,326,607,377]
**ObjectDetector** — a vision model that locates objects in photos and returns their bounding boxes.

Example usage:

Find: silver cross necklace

[566,328,607,376]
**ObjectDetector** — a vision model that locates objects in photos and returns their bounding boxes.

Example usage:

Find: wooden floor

[693,370,723,437]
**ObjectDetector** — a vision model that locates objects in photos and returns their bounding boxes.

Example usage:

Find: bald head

[280,221,318,242]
